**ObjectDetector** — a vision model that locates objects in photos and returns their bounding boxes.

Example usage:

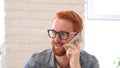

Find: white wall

[84,20,120,68]
[0,0,5,68]
[0,0,5,48]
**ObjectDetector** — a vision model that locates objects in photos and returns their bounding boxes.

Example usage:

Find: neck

[55,55,69,68]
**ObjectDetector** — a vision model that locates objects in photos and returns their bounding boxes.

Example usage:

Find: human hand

[63,40,81,68]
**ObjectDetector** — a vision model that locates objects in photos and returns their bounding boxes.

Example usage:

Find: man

[24,10,99,68]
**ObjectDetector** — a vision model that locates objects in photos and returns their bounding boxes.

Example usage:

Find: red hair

[55,10,83,32]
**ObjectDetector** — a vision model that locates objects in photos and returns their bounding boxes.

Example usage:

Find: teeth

[56,44,62,47]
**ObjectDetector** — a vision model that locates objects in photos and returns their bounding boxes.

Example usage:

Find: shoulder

[25,49,53,66]
[80,50,99,68]
[32,49,52,62]
[80,50,98,62]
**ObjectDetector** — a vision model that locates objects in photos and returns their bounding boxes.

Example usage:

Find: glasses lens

[48,30,56,38]
[59,32,68,40]
[48,30,69,40]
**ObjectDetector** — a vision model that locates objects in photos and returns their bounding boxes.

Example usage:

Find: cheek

[51,39,54,45]
[61,40,69,44]
[51,38,67,45]
[67,35,75,43]
[66,39,71,43]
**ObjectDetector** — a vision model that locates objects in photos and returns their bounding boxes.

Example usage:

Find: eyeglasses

[47,29,78,40]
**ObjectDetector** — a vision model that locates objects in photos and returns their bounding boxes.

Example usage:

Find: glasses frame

[47,29,78,40]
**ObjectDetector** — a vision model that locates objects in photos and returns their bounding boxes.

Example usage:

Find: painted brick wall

[4,0,84,68]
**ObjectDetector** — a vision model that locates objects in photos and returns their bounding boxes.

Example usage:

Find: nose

[54,34,61,42]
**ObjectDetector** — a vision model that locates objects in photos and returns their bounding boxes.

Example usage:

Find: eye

[48,30,56,38]
[51,30,56,36]
[59,32,68,39]
[60,32,67,36]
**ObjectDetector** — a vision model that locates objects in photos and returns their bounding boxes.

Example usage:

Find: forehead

[51,18,73,32]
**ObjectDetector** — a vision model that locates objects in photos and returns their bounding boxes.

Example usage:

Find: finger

[74,39,80,48]
[65,43,80,50]
[63,43,76,50]
[66,48,73,58]
[66,48,80,58]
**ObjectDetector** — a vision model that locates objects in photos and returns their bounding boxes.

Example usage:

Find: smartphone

[69,32,82,44]
[65,32,83,51]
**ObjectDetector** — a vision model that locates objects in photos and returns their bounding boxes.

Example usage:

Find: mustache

[54,42,64,45]
[52,41,64,45]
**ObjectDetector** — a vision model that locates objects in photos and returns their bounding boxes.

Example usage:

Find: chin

[51,42,66,56]
[53,46,66,56]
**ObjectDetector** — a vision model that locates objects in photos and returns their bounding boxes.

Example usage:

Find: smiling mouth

[56,44,63,47]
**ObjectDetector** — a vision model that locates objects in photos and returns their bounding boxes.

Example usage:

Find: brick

[5,11,31,19]
[4,0,85,68]
[25,0,83,5]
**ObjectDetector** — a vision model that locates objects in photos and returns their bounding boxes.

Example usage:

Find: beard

[51,41,66,56]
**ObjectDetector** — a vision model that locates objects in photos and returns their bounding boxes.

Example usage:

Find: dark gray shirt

[24,49,99,68]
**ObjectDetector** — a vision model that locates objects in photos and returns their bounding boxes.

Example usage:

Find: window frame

[87,0,120,20]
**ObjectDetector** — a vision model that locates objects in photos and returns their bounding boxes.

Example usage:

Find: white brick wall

[4,0,84,68]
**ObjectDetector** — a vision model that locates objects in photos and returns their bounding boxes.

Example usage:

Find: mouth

[56,44,63,47]
[55,43,65,49]
[53,43,66,56]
